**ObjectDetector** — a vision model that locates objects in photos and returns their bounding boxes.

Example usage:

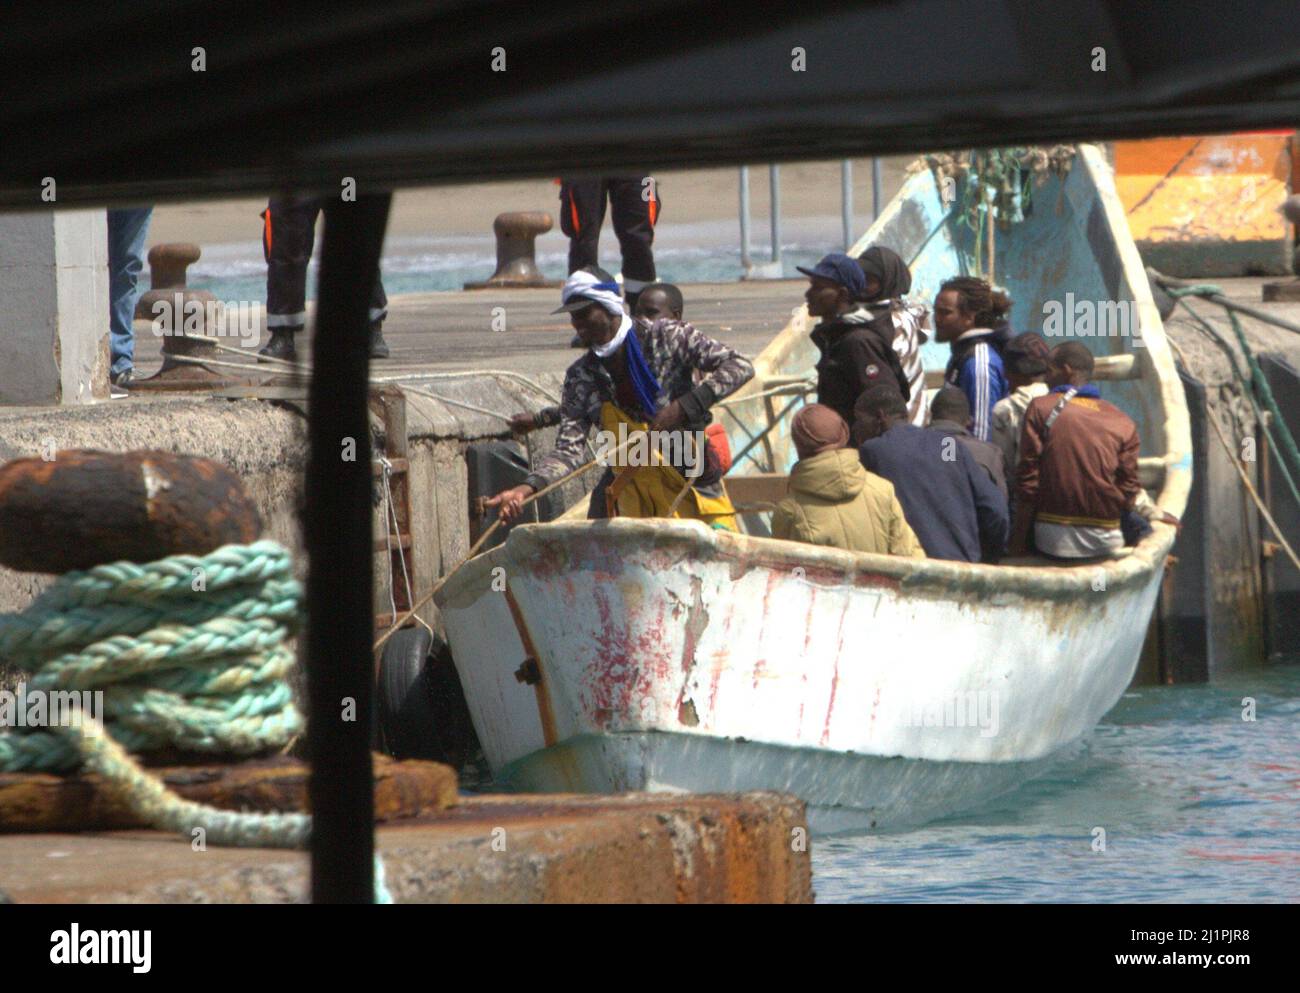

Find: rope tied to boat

[1163,281,1300,508]
[0,540,392,899]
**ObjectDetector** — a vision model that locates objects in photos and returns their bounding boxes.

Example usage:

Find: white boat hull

[438,519,1171,831]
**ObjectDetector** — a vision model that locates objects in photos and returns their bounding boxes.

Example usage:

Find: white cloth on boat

[1034,520,1124,558]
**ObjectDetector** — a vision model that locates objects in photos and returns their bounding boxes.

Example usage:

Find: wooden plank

[0,753,457,834]
[725,473,789,507]
[373,533,413,553]
[1138,456,1166,490]
[370,457,409,476]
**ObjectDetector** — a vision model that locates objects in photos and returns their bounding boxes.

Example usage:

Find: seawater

[813,662,1300,903]
[168,217,846,304]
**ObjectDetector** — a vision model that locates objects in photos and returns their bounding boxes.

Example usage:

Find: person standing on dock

[259,194,391,362]
[106,206,154,395]
[1009,342,1141,559]
[856,246,930,425]
[855,383,1008,563]
[802,253,910,427]
[558,176,661,311]
[486,270,753,526]
[934,276,1011,442]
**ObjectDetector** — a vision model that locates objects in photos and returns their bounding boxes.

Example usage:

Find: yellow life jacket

[599,402,738,531]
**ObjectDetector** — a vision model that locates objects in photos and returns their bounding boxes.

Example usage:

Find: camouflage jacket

[523,318,755,490]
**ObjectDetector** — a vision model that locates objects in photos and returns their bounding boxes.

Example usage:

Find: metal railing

[739,159,884,279]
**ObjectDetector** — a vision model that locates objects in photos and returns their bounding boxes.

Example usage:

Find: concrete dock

[129,279,804,381]
[0,792,812,904]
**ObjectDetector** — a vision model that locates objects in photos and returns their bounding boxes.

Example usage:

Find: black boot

[369,322,391,359]
[258,328,298,362]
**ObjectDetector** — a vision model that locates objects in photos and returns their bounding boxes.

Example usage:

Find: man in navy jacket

[854,384,1008,563]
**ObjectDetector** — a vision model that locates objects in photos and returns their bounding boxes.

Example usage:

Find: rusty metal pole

[306,191,391,903]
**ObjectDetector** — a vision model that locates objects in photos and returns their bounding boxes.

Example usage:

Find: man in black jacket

[800,253,909,426]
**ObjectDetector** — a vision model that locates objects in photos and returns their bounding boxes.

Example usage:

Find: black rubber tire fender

[377,626,440,760]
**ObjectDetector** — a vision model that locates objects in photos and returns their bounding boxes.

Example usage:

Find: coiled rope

[0,540,392,901]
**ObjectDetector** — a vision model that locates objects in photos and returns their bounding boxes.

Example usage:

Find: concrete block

[0,210,109,405]
[0,792,813,903]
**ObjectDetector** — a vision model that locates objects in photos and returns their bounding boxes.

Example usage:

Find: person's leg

[586,469,615,519]
[559,178,606,274]
[106,206,154,380]
[369,270,390,358]
[261,195,319,359]
[609,176,659,308]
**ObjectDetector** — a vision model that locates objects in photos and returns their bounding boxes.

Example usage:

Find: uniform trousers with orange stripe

[261,195,388,333]
[558,177,661,297]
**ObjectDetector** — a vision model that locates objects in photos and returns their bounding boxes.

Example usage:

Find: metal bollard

[130,243,257,390]
[0,450,262,572]
[464,211,561,289]
[134,243,218,322]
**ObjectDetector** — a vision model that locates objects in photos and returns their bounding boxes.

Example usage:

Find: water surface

[813,663,1300,903]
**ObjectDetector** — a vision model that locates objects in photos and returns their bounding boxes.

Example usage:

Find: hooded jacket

[857,246,930,424]
[770,448,924,557]
[812,309,910,427]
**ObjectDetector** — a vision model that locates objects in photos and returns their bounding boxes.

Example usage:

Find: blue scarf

[622,325,662,420]
[1052,383,1100,398]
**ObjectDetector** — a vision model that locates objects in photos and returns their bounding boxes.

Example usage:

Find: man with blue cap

[485,269,754,526]
[799,253,910,427]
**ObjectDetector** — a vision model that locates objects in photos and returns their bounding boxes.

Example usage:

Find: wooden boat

[434,144,1193,832]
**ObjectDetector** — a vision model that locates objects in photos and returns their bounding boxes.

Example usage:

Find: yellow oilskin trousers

[599,403,738,531]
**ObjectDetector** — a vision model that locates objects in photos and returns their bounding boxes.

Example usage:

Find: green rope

[0,541,302,773]
[1165,284,1300,511]
[0,540,393,902]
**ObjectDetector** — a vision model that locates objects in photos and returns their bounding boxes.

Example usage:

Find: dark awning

[3,0,1299,207]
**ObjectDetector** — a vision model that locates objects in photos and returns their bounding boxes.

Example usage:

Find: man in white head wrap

[485,270,756,524]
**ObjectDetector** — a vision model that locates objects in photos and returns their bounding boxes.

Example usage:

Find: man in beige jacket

[770,404,924,557]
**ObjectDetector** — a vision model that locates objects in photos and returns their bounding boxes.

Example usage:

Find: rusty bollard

[134,243,218,323]
[1262,197,1300,301]
[0,451,262,573]
[464,211,561,289]
[130,243,254,389]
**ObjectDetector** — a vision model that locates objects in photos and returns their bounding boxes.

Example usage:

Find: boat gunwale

[435,515,1175,609]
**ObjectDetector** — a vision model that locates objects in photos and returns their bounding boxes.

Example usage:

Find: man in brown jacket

[1009,342,1141,559]
[771,404,924,558]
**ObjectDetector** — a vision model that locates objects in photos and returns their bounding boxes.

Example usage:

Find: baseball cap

[797,253,867,299]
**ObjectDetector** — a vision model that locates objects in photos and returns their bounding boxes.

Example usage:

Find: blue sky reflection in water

[813,663,1300,903]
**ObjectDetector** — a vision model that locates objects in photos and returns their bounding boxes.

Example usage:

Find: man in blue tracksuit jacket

[934,277,1011,442]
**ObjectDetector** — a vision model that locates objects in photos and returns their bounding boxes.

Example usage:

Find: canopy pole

[307,191,391,903]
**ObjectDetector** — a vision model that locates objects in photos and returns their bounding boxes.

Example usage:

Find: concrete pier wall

[0,373,591,693]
